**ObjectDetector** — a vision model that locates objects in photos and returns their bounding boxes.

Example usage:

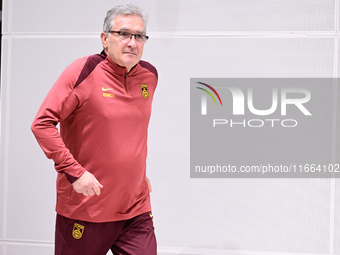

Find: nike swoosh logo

[102,87,114,91]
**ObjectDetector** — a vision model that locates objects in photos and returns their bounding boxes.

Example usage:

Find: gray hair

[103,4,148,33]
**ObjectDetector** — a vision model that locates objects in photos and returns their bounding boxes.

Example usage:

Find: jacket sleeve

[31,58,88,183]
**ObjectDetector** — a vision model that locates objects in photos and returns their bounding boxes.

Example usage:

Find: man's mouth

[124,52,137,56]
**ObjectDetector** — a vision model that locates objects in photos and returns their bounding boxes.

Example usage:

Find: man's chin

[123,59,140,71]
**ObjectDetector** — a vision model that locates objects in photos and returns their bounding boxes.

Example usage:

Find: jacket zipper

[124,73,128,93]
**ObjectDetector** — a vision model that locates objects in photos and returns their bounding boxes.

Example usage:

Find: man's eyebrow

[118,27,146,34]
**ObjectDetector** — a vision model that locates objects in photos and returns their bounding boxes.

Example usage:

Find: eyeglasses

[109,31,149,43]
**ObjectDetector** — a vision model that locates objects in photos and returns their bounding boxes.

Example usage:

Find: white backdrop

[1,0,340,254]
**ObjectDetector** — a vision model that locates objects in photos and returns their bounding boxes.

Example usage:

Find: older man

[31,5,157,255]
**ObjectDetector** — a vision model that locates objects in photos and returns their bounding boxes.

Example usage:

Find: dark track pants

[55,212,157,255]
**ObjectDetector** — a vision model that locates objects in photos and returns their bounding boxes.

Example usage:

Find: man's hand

[72,171,103,196]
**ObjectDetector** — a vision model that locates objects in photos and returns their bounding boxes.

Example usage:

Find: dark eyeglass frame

[108,30,149,42]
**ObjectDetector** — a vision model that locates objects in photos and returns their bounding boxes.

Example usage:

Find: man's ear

[100,32,108,49]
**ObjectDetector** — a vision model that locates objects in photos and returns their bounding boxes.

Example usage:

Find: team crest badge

[72,223,85,239]
[141,84,149,99]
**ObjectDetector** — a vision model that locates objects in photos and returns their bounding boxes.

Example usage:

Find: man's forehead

[112,15,145,33]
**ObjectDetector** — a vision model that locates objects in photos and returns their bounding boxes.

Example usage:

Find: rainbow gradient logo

[196,82,223,115]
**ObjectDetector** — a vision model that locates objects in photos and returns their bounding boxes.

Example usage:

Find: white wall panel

[0,37,10,242]
[143,38,334,79]
[150,0,335,32]
[1,0,10,34]
[10,0,149,34]
[5,243,53,255]
[10,0,335,33]
[151,177,331,252]
[3,37,100,241]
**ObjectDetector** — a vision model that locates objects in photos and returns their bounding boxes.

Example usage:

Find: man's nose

[127,35,137,46]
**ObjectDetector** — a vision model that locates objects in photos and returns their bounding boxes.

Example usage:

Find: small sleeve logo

[141,84,149,99]
[72,223,85,239]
